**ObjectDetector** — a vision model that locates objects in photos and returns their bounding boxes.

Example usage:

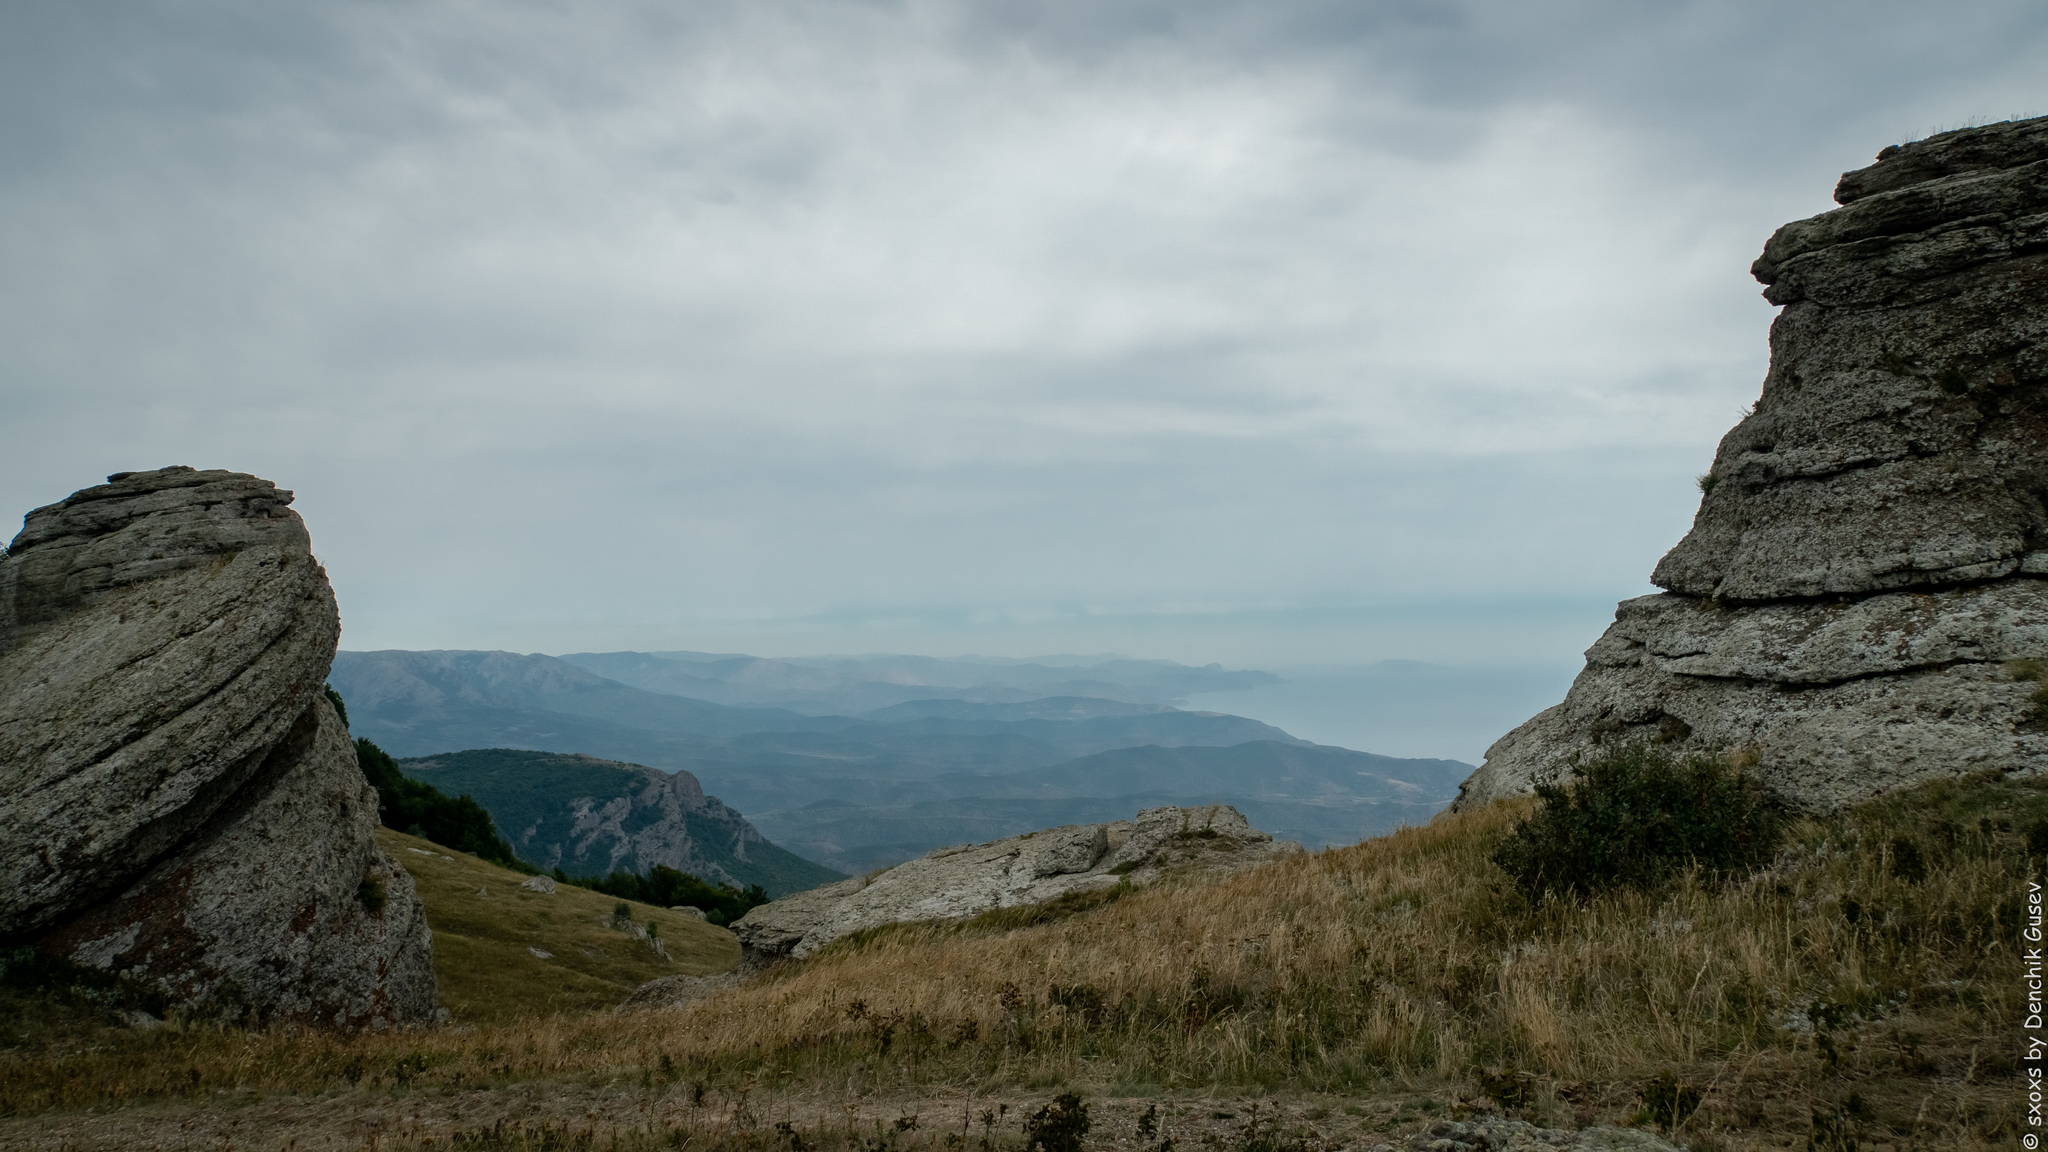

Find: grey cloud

[2,0,2044,674]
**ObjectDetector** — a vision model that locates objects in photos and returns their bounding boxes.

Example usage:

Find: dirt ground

[0,1081,1495,1151]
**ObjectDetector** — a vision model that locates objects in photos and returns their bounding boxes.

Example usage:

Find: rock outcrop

[1463,117,2048,811]
[0,467,436,1027]
[393,748,845,897]
[730,804,1300,968]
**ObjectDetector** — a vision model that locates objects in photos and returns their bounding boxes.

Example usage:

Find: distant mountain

[735,741,1469,873]
[396,749,844,898]
[560,650,1280,714]
[329,650,1302,771]
[748,795,1455,876]
[329,647,1461,881]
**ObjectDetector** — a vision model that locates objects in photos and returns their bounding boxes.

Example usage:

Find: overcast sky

[4,1,2045,670]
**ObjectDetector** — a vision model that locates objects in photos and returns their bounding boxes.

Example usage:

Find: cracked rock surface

[730,804,1300,968]
[1462,117,2048,811]
[0,466,436,1027]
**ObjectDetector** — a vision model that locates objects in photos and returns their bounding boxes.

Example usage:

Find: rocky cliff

[1462,117,2048,811]
[730,804,1300,968]
[0,467,436,1027]
[393,748,845,897]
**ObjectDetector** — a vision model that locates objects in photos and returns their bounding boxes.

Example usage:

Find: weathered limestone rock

[731,804,1300,968]
[0,467,437,1026]
[1463,117,2048,812]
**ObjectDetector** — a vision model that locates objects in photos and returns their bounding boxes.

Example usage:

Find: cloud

[2,0,2044,664]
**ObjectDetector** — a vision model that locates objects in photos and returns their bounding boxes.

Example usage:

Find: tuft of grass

[2006,658,2048,731]
[356,871,388,915]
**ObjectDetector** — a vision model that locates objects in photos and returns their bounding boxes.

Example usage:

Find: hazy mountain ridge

[563,650,1280,713]
[329,648,1467,876]
[330,650,1303,768]
[730,741,1470,873]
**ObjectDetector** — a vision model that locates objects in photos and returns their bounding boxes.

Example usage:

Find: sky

[4,1,2046,675]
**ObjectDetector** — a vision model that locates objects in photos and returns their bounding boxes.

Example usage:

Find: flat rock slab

[730,804,1300,968]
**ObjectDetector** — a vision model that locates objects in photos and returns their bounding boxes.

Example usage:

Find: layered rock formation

[0,467,436,1026]
[730,804,1300,968]
[1463,117,2048,811]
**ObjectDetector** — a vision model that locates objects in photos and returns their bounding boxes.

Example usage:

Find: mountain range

[328,648,1470,874]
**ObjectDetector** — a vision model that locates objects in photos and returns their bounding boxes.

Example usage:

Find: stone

[1364,1118,1679,1152]
[615,971,737,1014]
[0,467,437,1026]
[730,804,1300,968]
[1462,118,2048,812]
[521,875,558,894]
[668,905,706,920]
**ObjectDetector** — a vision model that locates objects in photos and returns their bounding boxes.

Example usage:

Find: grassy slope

[0,774,2032,1151]
[381,828,739,1023]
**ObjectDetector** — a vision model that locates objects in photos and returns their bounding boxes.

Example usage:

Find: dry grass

[379,828,740,1023]
[0,774,2034,1151]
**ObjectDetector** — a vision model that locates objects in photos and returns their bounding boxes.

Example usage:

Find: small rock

[528,947,553,960]
[668,905,705,920]
[522,875,558,894]
[616,972,737,1013]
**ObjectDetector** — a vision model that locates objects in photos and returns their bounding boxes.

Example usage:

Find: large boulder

[0,467,436,1027]
[730,804,1300,969]
[1462,117,2048,812]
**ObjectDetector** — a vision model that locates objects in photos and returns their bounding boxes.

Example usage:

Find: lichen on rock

[1462,116,2048,813]
[0,466,437,1027]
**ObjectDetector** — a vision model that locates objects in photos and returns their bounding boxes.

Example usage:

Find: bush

[567,865,770,926]
[1023,1093,1090,1152]
[1491,743,1783,899]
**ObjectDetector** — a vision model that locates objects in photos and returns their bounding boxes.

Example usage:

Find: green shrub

[1491,743,1783,899]
[565,865,769,926]
[1023,1092,1090,1152]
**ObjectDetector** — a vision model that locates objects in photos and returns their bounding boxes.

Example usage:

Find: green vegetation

[562,864,769,927]
[328,683,527,868]
[354,734,529,870]
[1491,743,1783,898]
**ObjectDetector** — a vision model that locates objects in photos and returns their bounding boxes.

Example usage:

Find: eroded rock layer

[0,467,436,1026]
[1463,117,2048,812]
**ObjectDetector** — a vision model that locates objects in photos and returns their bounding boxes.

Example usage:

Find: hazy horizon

[7,2,2046,680]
